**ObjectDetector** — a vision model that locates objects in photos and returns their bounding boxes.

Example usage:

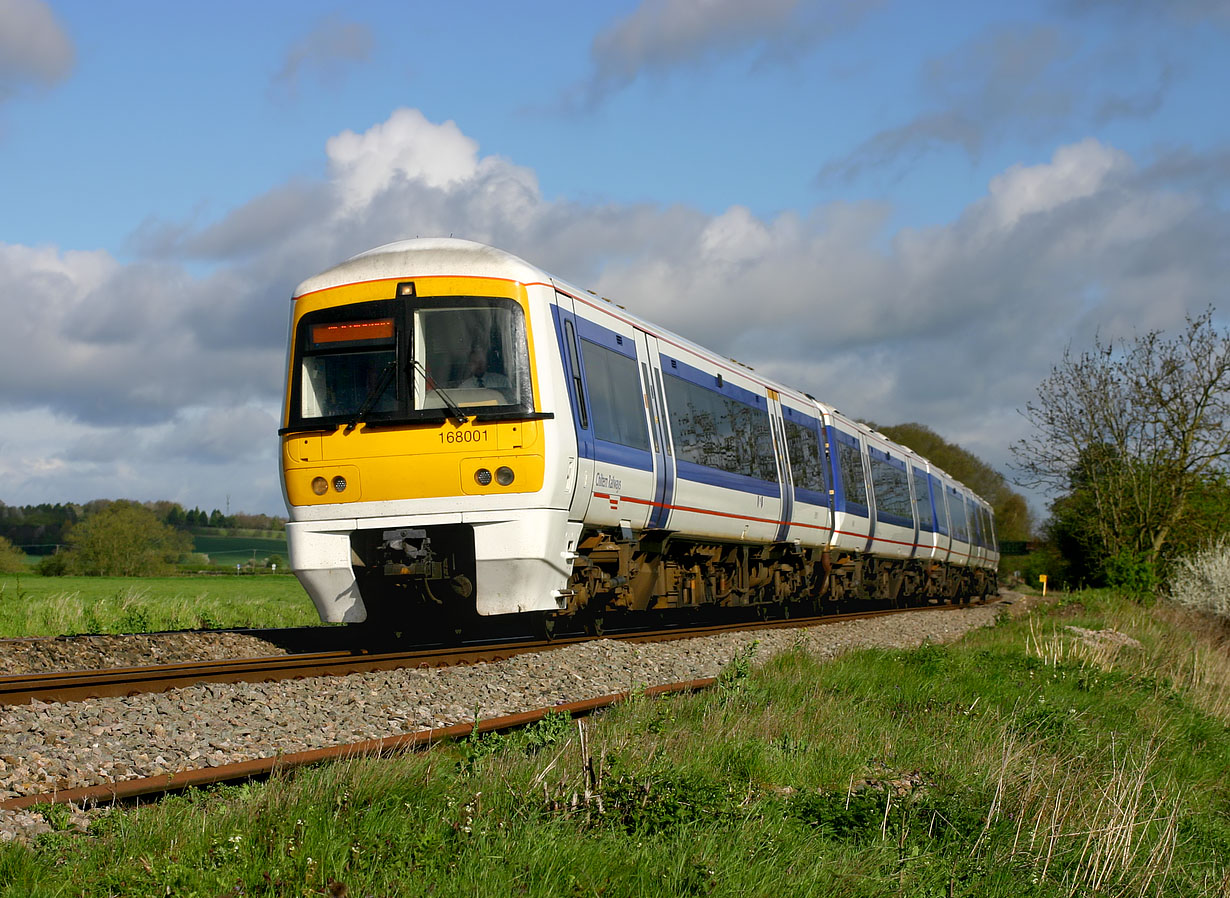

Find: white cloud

[326,108,481,207]
[982,138,1131,228]
[0,0,73,101]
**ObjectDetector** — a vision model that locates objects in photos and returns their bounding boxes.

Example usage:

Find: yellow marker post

[1038,574,1048,596]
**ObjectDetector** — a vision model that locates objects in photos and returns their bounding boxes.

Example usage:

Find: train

[279,238,998,633]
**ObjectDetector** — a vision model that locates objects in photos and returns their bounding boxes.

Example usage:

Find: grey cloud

[271,16,373,98]
[0,254,283,426]
[573,0,877,107]
[817,111,984,184]
[0,0,73,102]
[8,408,284,514]
[180,181,334,261]
[819,23,1174,184]
[1059,0,1230,26]
[152,406,280,465]
[1094,61,1172,123]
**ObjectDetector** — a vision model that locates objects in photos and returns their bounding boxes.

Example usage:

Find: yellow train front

[280,239,576,627]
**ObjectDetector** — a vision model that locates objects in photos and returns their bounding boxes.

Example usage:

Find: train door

[562,306,656,531]
[551,291,595,523]
[636,330,676,531]
[931,473,952,563]
[825,414,874,555]
[767,392,794,542]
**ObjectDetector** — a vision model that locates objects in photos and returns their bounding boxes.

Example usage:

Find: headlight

[475,468,493,486]
[332,476,347,492]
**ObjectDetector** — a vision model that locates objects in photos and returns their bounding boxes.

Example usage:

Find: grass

[0,573,318,637]
[3,590,1230,896]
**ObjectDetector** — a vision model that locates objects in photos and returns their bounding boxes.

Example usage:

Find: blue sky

[1,0,1228,520]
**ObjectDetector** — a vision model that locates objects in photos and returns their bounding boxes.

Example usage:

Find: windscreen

[289,296,533,429]
[299,317,397,420]
[412,304,530,410]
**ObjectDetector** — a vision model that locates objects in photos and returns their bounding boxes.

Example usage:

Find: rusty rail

[0,678,718,811]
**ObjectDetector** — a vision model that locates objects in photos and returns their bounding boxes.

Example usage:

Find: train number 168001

[440,429,488,444]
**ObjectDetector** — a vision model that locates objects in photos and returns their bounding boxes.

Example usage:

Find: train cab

[280,239,575,625]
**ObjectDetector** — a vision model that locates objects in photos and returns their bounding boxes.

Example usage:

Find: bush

[61,501,193,576]
[1103,550,1158,597]
[34,553,69,576]
[1168,537,1230,621]
[0,536,27,573]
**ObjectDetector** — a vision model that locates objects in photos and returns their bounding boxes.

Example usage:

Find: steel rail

[0,639,560,707]
[0,678,718,811]
[0,599,990,707]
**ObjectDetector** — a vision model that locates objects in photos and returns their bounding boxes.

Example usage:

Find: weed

[117,605,153,634]
[595,757,733,835]
[459,710,576,774]
[520,711,574,753]
[717,640,758,693]
[33,803,73,832]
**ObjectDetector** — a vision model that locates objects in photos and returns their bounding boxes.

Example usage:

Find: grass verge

[0,574,317,637]
[3,591,1229,896]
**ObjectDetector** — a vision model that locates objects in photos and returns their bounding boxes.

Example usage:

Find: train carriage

[280,238,998,630]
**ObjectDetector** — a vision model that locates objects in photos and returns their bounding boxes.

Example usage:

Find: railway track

[0,599,1000,816]
[0,600,982,706]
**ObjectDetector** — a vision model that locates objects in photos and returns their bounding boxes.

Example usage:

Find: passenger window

[580,340,651,451]
[837,440,868,508]
[950,491,969,543]
[663,373,776,481]
[869,454,913,521]
[785,420,827,496]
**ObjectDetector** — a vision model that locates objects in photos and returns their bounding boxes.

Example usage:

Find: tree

[1013,309,1230,582]
[62,501,193,576]
[872,422,1033,541]
[0,536,27,573]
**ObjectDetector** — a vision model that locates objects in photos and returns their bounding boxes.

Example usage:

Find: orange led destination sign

[311,318,394,344]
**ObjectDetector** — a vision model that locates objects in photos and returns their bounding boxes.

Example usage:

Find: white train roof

[293,238,550,299]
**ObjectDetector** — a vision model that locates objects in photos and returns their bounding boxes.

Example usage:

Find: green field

[0,573,318,637]
[2,590,1228,896]
[190,533,288,567]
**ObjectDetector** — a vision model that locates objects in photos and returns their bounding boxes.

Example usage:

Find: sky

[0,0,1227,521]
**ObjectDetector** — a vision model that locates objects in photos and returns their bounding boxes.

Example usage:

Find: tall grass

[0,573,317,637]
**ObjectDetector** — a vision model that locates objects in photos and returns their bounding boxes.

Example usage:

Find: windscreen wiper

[343,360,397,435]
[411,357,469,425]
